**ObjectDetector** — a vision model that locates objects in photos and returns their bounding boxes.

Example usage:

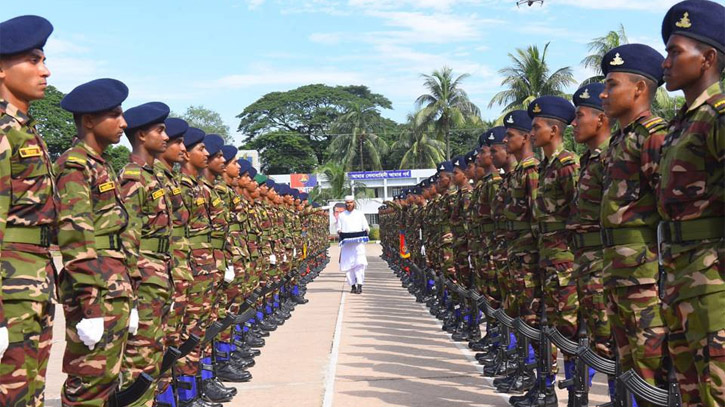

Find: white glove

[269,254,277,265]
[224,265,235,283]
[293,248,297,258]
[468,255,473,269]
[0,327,8,360]
[128,308,139,336]
[420,244,426,256]
[283,253,288,263]
[77,317,104,350]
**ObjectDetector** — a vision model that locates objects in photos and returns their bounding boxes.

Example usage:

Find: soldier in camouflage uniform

[568,83,616,400]
[0,15,56,407]
[435,161,459,331]
[118,102,174,407]
[599,44,669,405]
[153,117,192,405]
[659,2,725,405]
[528,96,580,404]
[56,78,134,407]
[450,156,474,341]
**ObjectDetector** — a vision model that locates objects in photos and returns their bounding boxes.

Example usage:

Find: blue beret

[237,157,250,173]
[300,192,308,201]
[601,44,665,86]
[183,127,205,148]
[419,179,428,188]
[483,126,507,145]
[312,202,320,208]
[265,179,276,188]
[436,160,454,173]
[0,15,53,56]
[61,78,128,114]
[164,118,188,140]
[452,155,467,170]
[662,0,725,54]
[203,134,224,157]
[247,167,258,179]
[124,102,170,136]
[466,149,478,164]
[504,110,532,133]
[573,83,605,111]
[528,96,576,124]
[221,145,237,162]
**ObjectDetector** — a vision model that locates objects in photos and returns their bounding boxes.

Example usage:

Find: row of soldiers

[380,1,724,406]
[0,14,330,407]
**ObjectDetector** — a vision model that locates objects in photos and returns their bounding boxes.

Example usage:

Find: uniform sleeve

[559,160,579,215]
[0,133,11,327]
[526,168,540,236]
[707,113,725,162]
[56,163,107,318]
[641,129,665,191]
[119,171,143,288]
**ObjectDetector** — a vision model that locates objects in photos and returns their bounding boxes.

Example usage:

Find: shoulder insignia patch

[66,153,87,168]
[212,197,222,207]
[172,187,182,195]
[99,181,115,193]
[522,157,537,169]
[19,146,42,158]
[642,116,667,134]
[706,94,725,115]
[195,197,205,206]
[559,155,575,166]
[152,189,165,200]
[233,197,241,204]
[123,169,141,178]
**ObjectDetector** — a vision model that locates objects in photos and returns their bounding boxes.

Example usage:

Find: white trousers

[346,264,366,286]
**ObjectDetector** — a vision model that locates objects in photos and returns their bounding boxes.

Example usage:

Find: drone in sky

[517,0,544,6]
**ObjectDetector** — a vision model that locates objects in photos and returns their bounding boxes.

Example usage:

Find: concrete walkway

[45,244,610,406]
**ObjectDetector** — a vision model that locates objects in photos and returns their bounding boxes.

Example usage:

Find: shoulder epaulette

[64,150,88,169]
[641,116,668,135]
[120,163,142,181]
[522,157,538,169]
[558,151,576,167]
[706,93,725,116]
[180,175,194,187]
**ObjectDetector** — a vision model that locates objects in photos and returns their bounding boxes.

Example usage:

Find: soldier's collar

[687,81,723,113]
[0,99,31,126]
[129,153,153,170]
[75,139,106,162]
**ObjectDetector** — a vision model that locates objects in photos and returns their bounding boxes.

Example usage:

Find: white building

[269,168,436,233]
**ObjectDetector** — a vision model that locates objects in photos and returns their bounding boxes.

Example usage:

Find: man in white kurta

[336,196,369,294]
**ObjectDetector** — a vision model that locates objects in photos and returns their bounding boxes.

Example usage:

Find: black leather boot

[216,361,252,382]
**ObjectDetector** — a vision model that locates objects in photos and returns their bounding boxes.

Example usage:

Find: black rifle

[159,346,181,375]
[178,333,201,358]
[538,305,554,402]
[619,357,681,407]
[108,373,154,407]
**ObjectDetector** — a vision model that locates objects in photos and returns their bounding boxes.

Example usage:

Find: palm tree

[489,43,576,112]
[391,114,446,169]
[415,66,480,160]
[580,24,629,84]
[311,161,365,201]
[652,88,685,121]
[328,103,389,171]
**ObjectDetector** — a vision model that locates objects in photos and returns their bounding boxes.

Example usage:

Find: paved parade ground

[46,244,610,406]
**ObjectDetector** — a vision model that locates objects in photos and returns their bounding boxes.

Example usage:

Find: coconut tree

[581,24,629,84]
[391,115,446,169]
[328,102,388,171]
[415,66,480,160]
[489,43,576,112]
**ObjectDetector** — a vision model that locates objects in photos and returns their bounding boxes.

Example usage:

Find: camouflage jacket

[202,176,228,253]
[119,155,172,288]
[0,100,57,317]
[491,170,513,263]
[55,140,133,318]
[657,81,725,302]
[480,171,502,255]
[601,114,667,286]
[503,155,539,254]
[179,170,212,249]
[155,160,191,282]
[452,187,472,253]
[533,147,579,266]
[214,179,244,263]
[568,139,609,235]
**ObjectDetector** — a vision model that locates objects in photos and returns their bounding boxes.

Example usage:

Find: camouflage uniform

[177,170,215,377]
[0,100,57,407]
[154,160,191,392]
[213,179,241,347]
[567,139,613,359]
[601,114,668,391]
[657,82,725,407]
[491,170,513,314]
[533,147,580,345]
[480,172,502,306]
[119,155,173,406]
[503,156,539,324]
[55,140,133,407]
[452,187,472,287]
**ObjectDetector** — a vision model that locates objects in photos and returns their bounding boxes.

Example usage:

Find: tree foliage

[415,67,480,159]
[328,103,388,171]
[28,85,75,160]
[106,145,131,174]
[237,84,392,164]
[242,131,318,174]
[581,24,628,85]
[176,105,231,142]
[489,43,576,112]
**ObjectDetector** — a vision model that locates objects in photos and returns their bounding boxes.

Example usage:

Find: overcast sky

[6,0,679,145]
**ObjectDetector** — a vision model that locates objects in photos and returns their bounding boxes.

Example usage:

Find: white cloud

[309,32,344,45]
[246,0,267,9]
